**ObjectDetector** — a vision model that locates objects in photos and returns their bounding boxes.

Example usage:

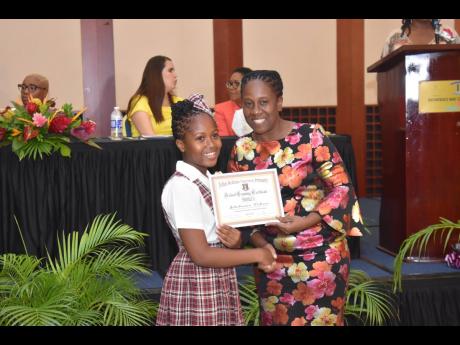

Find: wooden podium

[368,45,460,261]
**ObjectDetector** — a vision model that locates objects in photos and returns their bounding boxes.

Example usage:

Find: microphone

[432,19,441,44]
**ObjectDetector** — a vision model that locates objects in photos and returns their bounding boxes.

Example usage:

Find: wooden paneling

[282,106,337,133]
[376,62,407,255]
[80,19,116,137]
[404,51,460,259]
[213,20,243,104]
[365,105,382,196]
[336,19,366,197]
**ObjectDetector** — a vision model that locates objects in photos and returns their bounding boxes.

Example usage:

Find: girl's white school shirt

[161,160,219,244]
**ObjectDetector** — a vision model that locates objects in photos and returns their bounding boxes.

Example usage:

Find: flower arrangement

[0,97,100,160]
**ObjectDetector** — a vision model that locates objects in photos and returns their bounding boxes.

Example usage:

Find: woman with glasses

[18,74,49,106]
[214,67,252,136]
[122,55,182,137]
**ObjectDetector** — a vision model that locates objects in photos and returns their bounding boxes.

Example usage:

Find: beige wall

[2,19,456,111]
[365,19,456,104]
[0,19,83,108]
[243,19,337,106]
[113,19,215,110]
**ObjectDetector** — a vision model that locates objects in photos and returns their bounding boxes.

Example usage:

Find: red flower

[23,126,39,142]
[70,120,96,141]
[49,115,72,133]
[26,102,39,115]
[0,128,6,141]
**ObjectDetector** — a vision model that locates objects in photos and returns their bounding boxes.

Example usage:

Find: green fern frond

[393,218,460,292]
[47,213,147,278]
[0,272,74,326]
[14,136,71,161]
[238,275,260,326]
[87,247,151,276]
[0,214,155,326]
[97,298,155,326]
[345,271,397,326]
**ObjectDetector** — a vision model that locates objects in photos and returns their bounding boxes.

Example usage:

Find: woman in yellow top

[123,55,182,137]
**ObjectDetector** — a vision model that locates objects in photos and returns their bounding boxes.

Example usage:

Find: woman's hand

[257,243,278,273]
[216,224,242,248]
[263,243,277,259]
[256,246,277,273]
[265,213,321,235]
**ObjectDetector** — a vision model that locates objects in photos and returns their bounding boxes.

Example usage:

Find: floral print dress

[228,123,364,326]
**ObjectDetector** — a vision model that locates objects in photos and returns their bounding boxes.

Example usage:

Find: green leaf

[39,104,49,114]
[345,270,398,325]
[62,104,73,116]
[237,275,260,326]
[85,139,103,150]
[11,138,25,152]
[1,213,155,326]
[59,144,71,157]
[393,217,460,292]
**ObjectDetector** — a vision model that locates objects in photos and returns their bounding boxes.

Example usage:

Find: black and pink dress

[228,123,364,326]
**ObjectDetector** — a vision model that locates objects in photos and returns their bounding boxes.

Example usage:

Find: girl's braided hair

[171,95,214,140]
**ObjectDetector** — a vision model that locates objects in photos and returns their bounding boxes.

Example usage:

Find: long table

[0,135,358,276]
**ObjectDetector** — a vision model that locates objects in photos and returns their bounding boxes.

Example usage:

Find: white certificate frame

[209,169,284,228]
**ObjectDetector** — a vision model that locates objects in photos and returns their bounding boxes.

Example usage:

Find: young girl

[156,94,276,326]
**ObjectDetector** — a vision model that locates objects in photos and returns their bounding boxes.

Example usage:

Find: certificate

[209,169,284,228]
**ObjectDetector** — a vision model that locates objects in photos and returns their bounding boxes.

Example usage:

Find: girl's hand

[216,224,242,248]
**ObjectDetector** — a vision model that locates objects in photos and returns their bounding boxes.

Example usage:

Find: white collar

[176,160,210,187]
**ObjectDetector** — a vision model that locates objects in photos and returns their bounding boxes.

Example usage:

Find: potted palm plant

[0,214,157,326]
[393,217,460,293]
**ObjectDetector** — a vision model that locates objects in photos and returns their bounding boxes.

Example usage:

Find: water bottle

[110,106,123,140]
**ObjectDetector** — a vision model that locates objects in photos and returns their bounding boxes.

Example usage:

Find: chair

[121,110,132,137]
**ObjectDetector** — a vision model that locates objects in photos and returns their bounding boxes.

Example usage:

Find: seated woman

[122,55,182,137]
[381,19,460,57]
[214,67,252,136]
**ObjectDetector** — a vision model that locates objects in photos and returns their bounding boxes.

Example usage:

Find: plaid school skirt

[156,243,244,326]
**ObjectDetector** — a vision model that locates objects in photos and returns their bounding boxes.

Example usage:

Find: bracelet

[309,211,321,218]
[250,228,261,237]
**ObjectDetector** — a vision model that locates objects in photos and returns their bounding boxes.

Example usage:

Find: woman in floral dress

[227,70,364,326]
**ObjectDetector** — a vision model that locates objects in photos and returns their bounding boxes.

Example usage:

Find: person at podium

[381,19,460,57]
